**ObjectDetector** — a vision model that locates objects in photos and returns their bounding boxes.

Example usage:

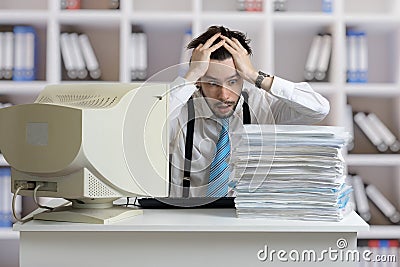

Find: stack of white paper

[231,125,352,221]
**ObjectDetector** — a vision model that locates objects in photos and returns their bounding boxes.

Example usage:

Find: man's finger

[220,35,240,51]
[209,40,225,52]
[223,42,237,55]
[232,38,246,52]
[203,33,221,49]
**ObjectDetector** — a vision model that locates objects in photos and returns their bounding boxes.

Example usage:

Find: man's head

[187,26,252,118]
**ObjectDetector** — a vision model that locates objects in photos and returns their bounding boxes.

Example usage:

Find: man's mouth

[216,103,234,113]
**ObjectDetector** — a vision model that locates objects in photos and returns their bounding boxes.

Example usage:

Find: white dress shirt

[168,76,330,197]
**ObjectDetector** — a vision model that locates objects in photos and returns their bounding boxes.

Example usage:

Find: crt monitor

[0,83,169,224]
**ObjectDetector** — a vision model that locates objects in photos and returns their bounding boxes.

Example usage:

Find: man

[169,26,330,197]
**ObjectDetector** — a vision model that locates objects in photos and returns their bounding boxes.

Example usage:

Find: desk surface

[14,208,369,233]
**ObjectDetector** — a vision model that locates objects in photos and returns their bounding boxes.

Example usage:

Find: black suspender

[182,97,195,198]
[182,92,251,197]
[241,91,251,125]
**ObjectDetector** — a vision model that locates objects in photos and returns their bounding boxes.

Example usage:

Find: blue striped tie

[207,118,230,197]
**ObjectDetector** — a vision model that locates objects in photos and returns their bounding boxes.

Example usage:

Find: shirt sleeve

[267,76,330,124]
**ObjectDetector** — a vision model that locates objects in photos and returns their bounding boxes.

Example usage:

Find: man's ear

[195,82,201,90]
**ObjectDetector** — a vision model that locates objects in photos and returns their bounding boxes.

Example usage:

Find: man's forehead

[203,73,240,81]
[205,59,238,77]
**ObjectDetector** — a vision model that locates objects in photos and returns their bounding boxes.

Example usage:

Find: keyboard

[137,197,235,209]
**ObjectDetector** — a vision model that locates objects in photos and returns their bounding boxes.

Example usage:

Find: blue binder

[12,25,37,81]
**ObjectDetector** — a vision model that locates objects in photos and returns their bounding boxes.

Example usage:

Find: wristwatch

[255,71,271,88]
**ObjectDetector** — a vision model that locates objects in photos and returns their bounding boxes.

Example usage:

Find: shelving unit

[1,0,400,265]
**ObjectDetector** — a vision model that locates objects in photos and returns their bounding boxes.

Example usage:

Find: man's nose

[218,86,231,100]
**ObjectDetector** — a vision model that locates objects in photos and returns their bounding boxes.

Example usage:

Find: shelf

[358,225,400,239]
[345,83,400,96]
[346,154,400,166]
[201,12,265,21]
[0,10,48,24]
[59,10,121,26]
[0,228,18,240]
[345,15,400,31]
[130,12,193,23]
[273,12,335,24]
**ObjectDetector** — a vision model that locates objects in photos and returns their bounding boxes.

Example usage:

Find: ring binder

[69,33,88,80]
[60,33,78,79]
[366,113,400,153]
[354,112,388,152]
[365,184,400,224]
[304,34,322,81]
[351,174,371,222]
[12,26,37,81]
[315,33,332,81]
[79,34,101,80]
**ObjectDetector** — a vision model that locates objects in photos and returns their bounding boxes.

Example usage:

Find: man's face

[199,58,243,118]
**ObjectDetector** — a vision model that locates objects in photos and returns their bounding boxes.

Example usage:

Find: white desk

[14,209,368,267]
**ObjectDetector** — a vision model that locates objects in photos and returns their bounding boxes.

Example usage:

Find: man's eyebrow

[202,75,219,81]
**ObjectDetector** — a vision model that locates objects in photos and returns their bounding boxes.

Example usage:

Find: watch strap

[255,71,270,88]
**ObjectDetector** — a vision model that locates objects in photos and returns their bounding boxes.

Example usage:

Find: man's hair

[187,25,252,61]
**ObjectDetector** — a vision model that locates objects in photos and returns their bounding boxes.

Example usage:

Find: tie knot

[220,118,229,130]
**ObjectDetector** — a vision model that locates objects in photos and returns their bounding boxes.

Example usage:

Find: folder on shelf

[365,184,400,224]
[69,32,88,79]
[304,34,323,81]
[321,0,332,13]
[131,25,148,81]
[314,33,332,81]
[60,32,78,79]
[109,0,120,9]
[0,31,13,80]
[304,33,332,82]
[242,0,262,12]
[0,33,4,79]
[78,34,101,80]
[346,29,368,83]
[366,112,400,153]
[236,0,246,11]
[0,167,21,227]
[61,32,101,81]
[61,0,81,10]
[350,174,371,222]
[357,32,368,83]
[273,0,287,12]
[344,105,355,151]
[12,26,37,81]
[353,112,388,152]
[346,30,357,83]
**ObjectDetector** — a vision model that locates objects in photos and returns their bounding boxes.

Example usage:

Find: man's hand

[220,36,258,84]
[184,33,225,83]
